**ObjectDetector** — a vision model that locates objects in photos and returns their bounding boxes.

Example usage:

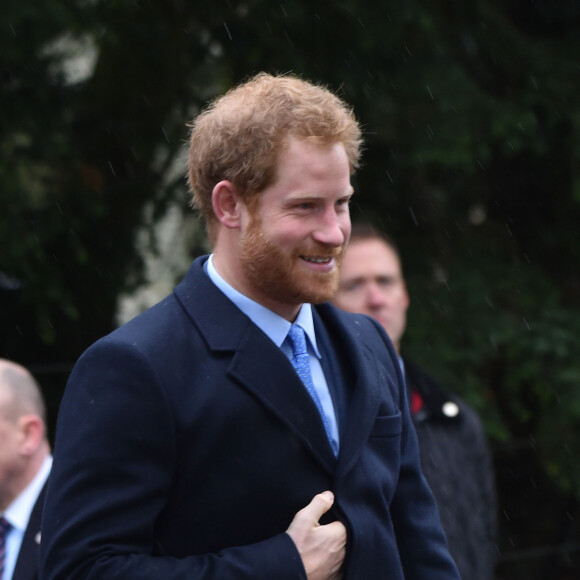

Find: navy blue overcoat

[40,256,459,580]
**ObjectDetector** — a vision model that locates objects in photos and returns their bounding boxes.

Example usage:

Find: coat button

[442,401,459,417]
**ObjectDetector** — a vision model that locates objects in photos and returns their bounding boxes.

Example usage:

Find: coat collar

[174,256,383,476]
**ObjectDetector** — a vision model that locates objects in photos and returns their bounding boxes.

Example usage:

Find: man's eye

[344,282,361,292]
[378,278,394,287]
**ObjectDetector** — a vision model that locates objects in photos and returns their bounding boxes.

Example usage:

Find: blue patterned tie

[0,516,11,580]
[287,324,336,453]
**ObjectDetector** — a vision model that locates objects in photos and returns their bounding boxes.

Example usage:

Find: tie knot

[287,324,308,358]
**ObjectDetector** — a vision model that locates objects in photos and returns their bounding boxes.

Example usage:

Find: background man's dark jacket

[404,357,498,580]
[13,483,46,580]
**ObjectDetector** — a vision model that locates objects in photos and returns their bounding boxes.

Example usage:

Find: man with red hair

[41,74,459,580]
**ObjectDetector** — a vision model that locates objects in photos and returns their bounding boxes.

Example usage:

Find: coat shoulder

[317,302,397,355]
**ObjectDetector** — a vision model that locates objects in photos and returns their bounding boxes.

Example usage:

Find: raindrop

[469,204,486,225]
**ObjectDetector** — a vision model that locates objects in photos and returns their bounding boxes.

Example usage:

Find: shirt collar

[4,455,52,532]
[206,254,321,357]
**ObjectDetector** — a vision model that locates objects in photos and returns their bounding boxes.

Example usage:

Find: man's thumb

[305,491,335,523]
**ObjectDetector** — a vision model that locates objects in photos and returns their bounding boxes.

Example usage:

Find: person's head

[187,72,362,246]
[332,224,410,353]
[0,359,50,510]
[188,73,363,321]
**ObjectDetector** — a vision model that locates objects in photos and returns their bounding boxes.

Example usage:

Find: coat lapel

[336,342,383,478]
[314,305,385,479]
[228,325,336,471]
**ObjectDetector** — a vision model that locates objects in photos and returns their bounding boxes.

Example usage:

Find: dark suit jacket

[40,256,460,579]
[13,483,46,580]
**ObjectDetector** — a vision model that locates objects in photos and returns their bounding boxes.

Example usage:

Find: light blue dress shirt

[206,255,340,452]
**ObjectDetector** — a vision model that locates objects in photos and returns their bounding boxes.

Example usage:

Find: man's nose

[367,283,387,307]
[312,209,348,247]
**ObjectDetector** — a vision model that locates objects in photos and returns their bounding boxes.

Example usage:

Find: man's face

[333,238,409,352]
[237,137,353,320]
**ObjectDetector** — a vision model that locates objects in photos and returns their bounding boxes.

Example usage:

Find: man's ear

[212,180,242,229]
[18,414,44,456]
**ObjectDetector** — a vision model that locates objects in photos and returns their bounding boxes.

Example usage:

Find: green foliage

[1,0,227,359]
[405,227,580,497]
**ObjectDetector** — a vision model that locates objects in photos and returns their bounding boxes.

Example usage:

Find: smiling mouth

[301,256,333,264]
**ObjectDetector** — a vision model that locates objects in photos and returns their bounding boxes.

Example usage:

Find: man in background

[0,359,52,580]
[333,223,498,580]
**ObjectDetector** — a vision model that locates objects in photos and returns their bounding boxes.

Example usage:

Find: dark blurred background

[2,1,580,577]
